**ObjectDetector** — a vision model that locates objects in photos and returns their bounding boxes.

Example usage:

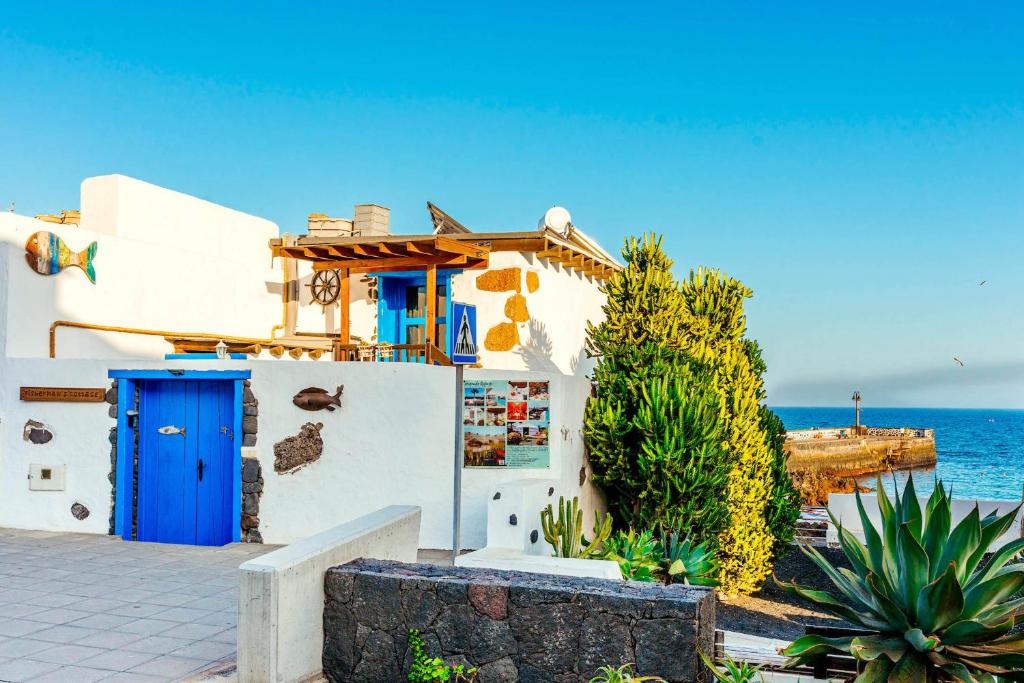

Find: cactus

[540,495,612,559]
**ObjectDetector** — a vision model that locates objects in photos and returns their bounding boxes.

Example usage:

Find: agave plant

[697,651,763,682]
[661,530,719,587]
[589,663,665,682]
[778,474,1024,681]
[604,529,662,582]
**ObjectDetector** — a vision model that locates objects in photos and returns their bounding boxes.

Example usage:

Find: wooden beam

[339,269,350,345]
[426,265,437,350]
[351,244,377,258]
[405,241,434,256]
[486,237,547,253]
[434,236,487,258]
[311,255,486,272]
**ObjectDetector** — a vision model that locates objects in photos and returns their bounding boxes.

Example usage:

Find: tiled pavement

[0,528,273,682]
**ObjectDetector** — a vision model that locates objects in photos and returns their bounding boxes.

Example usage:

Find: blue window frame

[375,271,455,357]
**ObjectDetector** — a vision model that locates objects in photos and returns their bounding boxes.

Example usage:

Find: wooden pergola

[269,227,620,362]
[270,235,491,361]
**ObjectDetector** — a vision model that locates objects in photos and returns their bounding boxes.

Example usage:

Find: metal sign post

[450,303,477,565]
[452,363,464,565]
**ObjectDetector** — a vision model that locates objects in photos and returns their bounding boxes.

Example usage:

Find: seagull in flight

[954,357,965,367]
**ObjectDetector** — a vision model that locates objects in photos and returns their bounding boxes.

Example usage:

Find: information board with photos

[462,379,550,468]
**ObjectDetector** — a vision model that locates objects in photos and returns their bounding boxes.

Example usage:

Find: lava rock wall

[323,559,715,683]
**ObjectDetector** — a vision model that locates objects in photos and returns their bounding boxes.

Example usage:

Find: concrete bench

[827,493,1023,550]
[237,505,421,683]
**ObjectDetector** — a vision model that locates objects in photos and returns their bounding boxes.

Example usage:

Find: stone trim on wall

[323,559,716,683]
[241,379,263,543]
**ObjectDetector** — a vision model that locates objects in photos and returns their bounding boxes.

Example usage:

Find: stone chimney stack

[353,204,390,236]
[306,204,390,237]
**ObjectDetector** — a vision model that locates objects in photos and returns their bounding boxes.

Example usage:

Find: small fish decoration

[157,425,186,436]
[293,386,343,412]
[25,231,98,283]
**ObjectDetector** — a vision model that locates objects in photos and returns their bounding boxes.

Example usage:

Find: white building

[0,175,616,549]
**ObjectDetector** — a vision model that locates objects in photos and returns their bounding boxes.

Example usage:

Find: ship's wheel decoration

[309,269,341,307]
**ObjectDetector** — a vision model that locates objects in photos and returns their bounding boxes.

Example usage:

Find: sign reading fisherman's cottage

[20,387,106,402]
[463,379,550,468]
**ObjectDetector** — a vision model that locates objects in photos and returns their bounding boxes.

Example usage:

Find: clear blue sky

[2,3,1022,408]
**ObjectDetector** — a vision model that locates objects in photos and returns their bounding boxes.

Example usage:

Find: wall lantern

[215,340,228,360]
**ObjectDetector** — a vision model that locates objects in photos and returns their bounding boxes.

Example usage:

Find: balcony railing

[332,342,453,366]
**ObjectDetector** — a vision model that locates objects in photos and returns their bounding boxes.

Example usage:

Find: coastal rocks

[323,559,715,683]
[274,422,323,474]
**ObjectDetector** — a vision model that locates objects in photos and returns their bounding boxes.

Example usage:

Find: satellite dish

[539,206,573,236]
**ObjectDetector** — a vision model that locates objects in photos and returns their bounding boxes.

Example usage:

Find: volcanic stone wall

[323,560,715,683]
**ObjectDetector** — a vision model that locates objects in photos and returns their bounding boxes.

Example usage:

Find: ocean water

[773,407,1024,502]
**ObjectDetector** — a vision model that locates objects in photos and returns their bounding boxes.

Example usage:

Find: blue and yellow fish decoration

[25,231,97,284]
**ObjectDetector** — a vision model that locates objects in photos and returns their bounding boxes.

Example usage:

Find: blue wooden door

[138,380,235,545]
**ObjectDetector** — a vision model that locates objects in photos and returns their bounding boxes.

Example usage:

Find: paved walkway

[0,528,271,682]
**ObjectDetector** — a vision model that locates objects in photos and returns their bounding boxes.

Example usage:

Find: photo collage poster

[462,379,550,468]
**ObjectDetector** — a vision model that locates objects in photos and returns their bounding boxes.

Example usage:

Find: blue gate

[110,370,248,546]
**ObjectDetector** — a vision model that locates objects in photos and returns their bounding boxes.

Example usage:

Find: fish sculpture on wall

[25,231,98,284]
[293,386,343,412]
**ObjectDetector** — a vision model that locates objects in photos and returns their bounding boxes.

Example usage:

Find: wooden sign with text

[20,387,106,403]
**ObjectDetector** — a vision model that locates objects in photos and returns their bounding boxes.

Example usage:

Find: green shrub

[540,495,613,559]
[584,235,798,595]
[779,475,1024,680]
[407,629,476,682]
[675,268,777,594]
[585,234,732,545]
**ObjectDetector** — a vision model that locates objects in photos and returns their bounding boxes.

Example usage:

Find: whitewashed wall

[0,358,123,534]
[0,358,599,549]
[451,251,606,378]
[0,175,283,360]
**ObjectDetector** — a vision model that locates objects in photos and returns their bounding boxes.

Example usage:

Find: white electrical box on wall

[29,464,66,491]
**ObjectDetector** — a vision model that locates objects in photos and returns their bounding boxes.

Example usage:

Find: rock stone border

[241,380,263,542]
[323,559,715,683]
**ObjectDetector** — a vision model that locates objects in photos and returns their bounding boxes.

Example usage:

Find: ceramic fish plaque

[157,425,186,436]
[293,386,343,412]
[25,231,98,283]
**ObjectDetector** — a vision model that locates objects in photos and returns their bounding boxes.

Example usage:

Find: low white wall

[0,358,601,552]
[828,493,1024,550]
[238,505,421,683]
[249,362,599,549]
